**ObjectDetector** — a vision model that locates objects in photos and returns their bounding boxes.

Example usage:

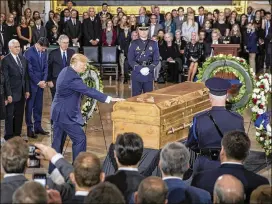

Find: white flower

[256,131,261,137]
[266,124,271,133]
[259,75,264,79]
[250,68,254,73]
[257,95,261,99]
[257,109,264,115]
[252,93,257,98]
[218,54,224,57]
[260,137,264,141]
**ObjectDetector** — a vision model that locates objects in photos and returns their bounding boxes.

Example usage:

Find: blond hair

[70,53,88,66]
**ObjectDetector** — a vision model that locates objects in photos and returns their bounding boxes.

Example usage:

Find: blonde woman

[213,12,230,37]
[128,15,137,31]
[101,13,107,30]
[182,12,198,42]
[230,24,241,44]
[112,15,119,30]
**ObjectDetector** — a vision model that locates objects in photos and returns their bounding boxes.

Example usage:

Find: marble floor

[0,80,271,182]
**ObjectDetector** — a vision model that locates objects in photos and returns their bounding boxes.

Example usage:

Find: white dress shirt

[150,24,156,37]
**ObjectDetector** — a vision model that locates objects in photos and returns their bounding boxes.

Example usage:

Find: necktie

[73,20,76,26]
[266,21,269,36]
[39,52,42,65]
[16,56,23,74]
[62,52,67,67]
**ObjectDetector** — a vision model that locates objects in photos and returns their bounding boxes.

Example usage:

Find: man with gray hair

[186,77,245,174]
[160,142,211,204]
[2,39,30,140]
[213,175,244,204]
[47,34,75,101]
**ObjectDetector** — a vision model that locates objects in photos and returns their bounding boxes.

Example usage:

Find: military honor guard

[128,23,160,96]
[186,77,245,174]
[49,53,124,172]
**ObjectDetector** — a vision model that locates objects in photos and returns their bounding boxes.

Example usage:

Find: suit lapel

[9,54,23,76]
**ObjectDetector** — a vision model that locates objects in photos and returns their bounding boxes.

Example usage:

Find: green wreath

[80,64,103,125]
[197,54,256,114]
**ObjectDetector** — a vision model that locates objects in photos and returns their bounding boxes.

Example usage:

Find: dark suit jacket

[148,23,163,38]
[51,66,107,125]
[2,53,29,102]
[83,17,101,46]
[65,19,81,45]
[191,163,270,202]
[118,31,131,56]
[61,9,79,20]
[195,15,205,29]
[174,16,187,31]
[203,40,223,58]
[105,170,145,203]
[45,20,60,37]
[47,48,75,82]
[23,46,48,93]
[0,175,28,203]
[164,178,211,204]
[97,11,113,20]
[32,26,47,44]
[136,15,150,24]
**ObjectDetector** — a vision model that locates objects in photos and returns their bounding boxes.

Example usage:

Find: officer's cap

[138,23,149,31]
[205,77,231,96]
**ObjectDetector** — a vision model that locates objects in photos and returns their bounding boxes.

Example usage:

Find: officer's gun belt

[136,61,152,66]
[199,148,221,160]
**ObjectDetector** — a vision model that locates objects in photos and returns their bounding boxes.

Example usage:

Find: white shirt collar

[221,162,243,165]
[162,176,183,181]
[75,191,89,196]
[60,48,67,54]
[4,173,24,178]
[118,167,138,172]
[10,52,18,59]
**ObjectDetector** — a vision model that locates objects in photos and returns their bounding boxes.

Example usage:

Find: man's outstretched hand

[111,98,126,102]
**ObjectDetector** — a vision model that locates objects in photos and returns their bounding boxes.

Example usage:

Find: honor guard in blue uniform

[128,23,160,96]
[186,77,245,174]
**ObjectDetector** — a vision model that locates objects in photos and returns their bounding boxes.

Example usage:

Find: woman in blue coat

[162,12,176,36]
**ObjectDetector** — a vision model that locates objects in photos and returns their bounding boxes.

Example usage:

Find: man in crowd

[160,142,211,203]
[46,13,61,37]
[204,29,223,58]
[24,37,49,138]
[97,3,113,19]
[196,6,205,29]
[134,177,168,204]
[191,130,269,202]
[2,39,29,140]
[83,7,101,46]
[247,6,254,22]
[32,18,47,45]
[174,7,186,31]
[65,9,81,47]
[105,132,145,202]
[213,175,245,204]
[47,34,75,100]
[1,137,29,203]
[59,8,70,34]
[186,77,245,174]
[137,7,149,24]
[148,14,163,39]
[128,23,160,96]
[61,0,78,20]
[153,6,164,25]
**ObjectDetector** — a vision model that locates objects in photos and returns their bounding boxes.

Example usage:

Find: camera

[33,173,47,187]
[28,145,40,168]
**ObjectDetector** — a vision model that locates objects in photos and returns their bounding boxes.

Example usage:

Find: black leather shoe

[35,129,49,135]
[27,131,38,139]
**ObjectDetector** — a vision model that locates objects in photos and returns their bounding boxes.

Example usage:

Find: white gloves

[140,67,150,76]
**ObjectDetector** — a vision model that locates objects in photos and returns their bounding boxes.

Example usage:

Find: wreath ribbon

[255,111,272,131]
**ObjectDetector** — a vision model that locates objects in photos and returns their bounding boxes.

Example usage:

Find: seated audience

[174,29,186,55]
[105,132,145,203]
[191,130,269,202]
[102,19,117,46]
[185,32,203,81]
[157,29,165,46]
[134,177,168,204]
[48,25,60,46]
[84,182,125,204]
[1,137,28,204]
[204,29,222,58]
[213,175,244,204]
[12,181,48,204]
[250,185,272,204]
[160,142,211,204]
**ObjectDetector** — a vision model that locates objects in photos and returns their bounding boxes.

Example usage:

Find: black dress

[205,29,212,43]
[48,33,59,46]
[3,24,17,52]
[18,26,30,50]
[184,42,204,65]
[213,22,230,36]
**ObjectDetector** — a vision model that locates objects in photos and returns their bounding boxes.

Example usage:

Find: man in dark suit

[96,3,113,19]
[153,6,164,25]
[174,7,186,31]
[32,19,47,45]
[195,6,205,29]
[47,34,75,100]
[148,14,163,39]
[105,133,145,203]
[24,37,49,138]
[134,177,168,204]
[49,54,122,173]
[45,13,61,37]
[2,39,30,140]
[59,8,70,34]
[136,7,150,25]
[83,7,101,46]
[204,29,223,58]
[160,142,211,204]
[65,10,81,47]
[60,0,79,20]
[191,131,270,202]
[1,137,29,204]
[35,143,105,203]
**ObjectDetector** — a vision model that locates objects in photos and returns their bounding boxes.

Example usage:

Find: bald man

[213,174,244,204]
[135,176,168,204]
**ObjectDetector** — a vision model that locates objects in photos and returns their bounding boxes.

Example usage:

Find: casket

[112,82,212,149]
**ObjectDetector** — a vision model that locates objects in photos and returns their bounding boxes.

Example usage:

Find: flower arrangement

[197,54,255,114]
[251,73,271,155]
[80,63,103,125]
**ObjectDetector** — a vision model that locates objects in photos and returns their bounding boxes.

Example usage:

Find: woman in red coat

[102,19,117,46]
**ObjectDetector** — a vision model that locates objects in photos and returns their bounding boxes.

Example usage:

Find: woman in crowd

[230,24,242,44]
[29,19,35,28]
[128,15,137,32]
[117,12,125,20]
[17,16,32,52]
[240,14,248,34]
[213,12,230,37]
[206,12,214,25]
[185,32,203,81]
[4,13,18,45]
[160,32,182,83]
[253,10,265,38]
[11,10,19,26]
[203,20,212,43]
[157,29,165,46]
[101,14,107,30]
[174,29,186,55]
[102,19,117,46]
[82,12,89,20]
[213,9,220,23]
[244,22,258,73]
[33,11,43,26]
[229,11,239,26]
[48,10,55,22]
[48,25,59,46]
[182,12,198,42]
[112,15,119,31]
[162,12,175,36]
[118,15,128,34]
[24,8,32,25]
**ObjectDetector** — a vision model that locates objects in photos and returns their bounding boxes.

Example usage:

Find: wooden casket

[112,82,212,149]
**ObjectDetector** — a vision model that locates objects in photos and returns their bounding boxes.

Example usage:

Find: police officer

[128,23,160,96]
[186,77,245,174]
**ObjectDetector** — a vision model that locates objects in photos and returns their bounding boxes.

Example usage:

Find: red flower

[253,98,257,104]
[240,59,244,63]
[260,84,265,89]
[259,104,264,109]
[256,114,260,118]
